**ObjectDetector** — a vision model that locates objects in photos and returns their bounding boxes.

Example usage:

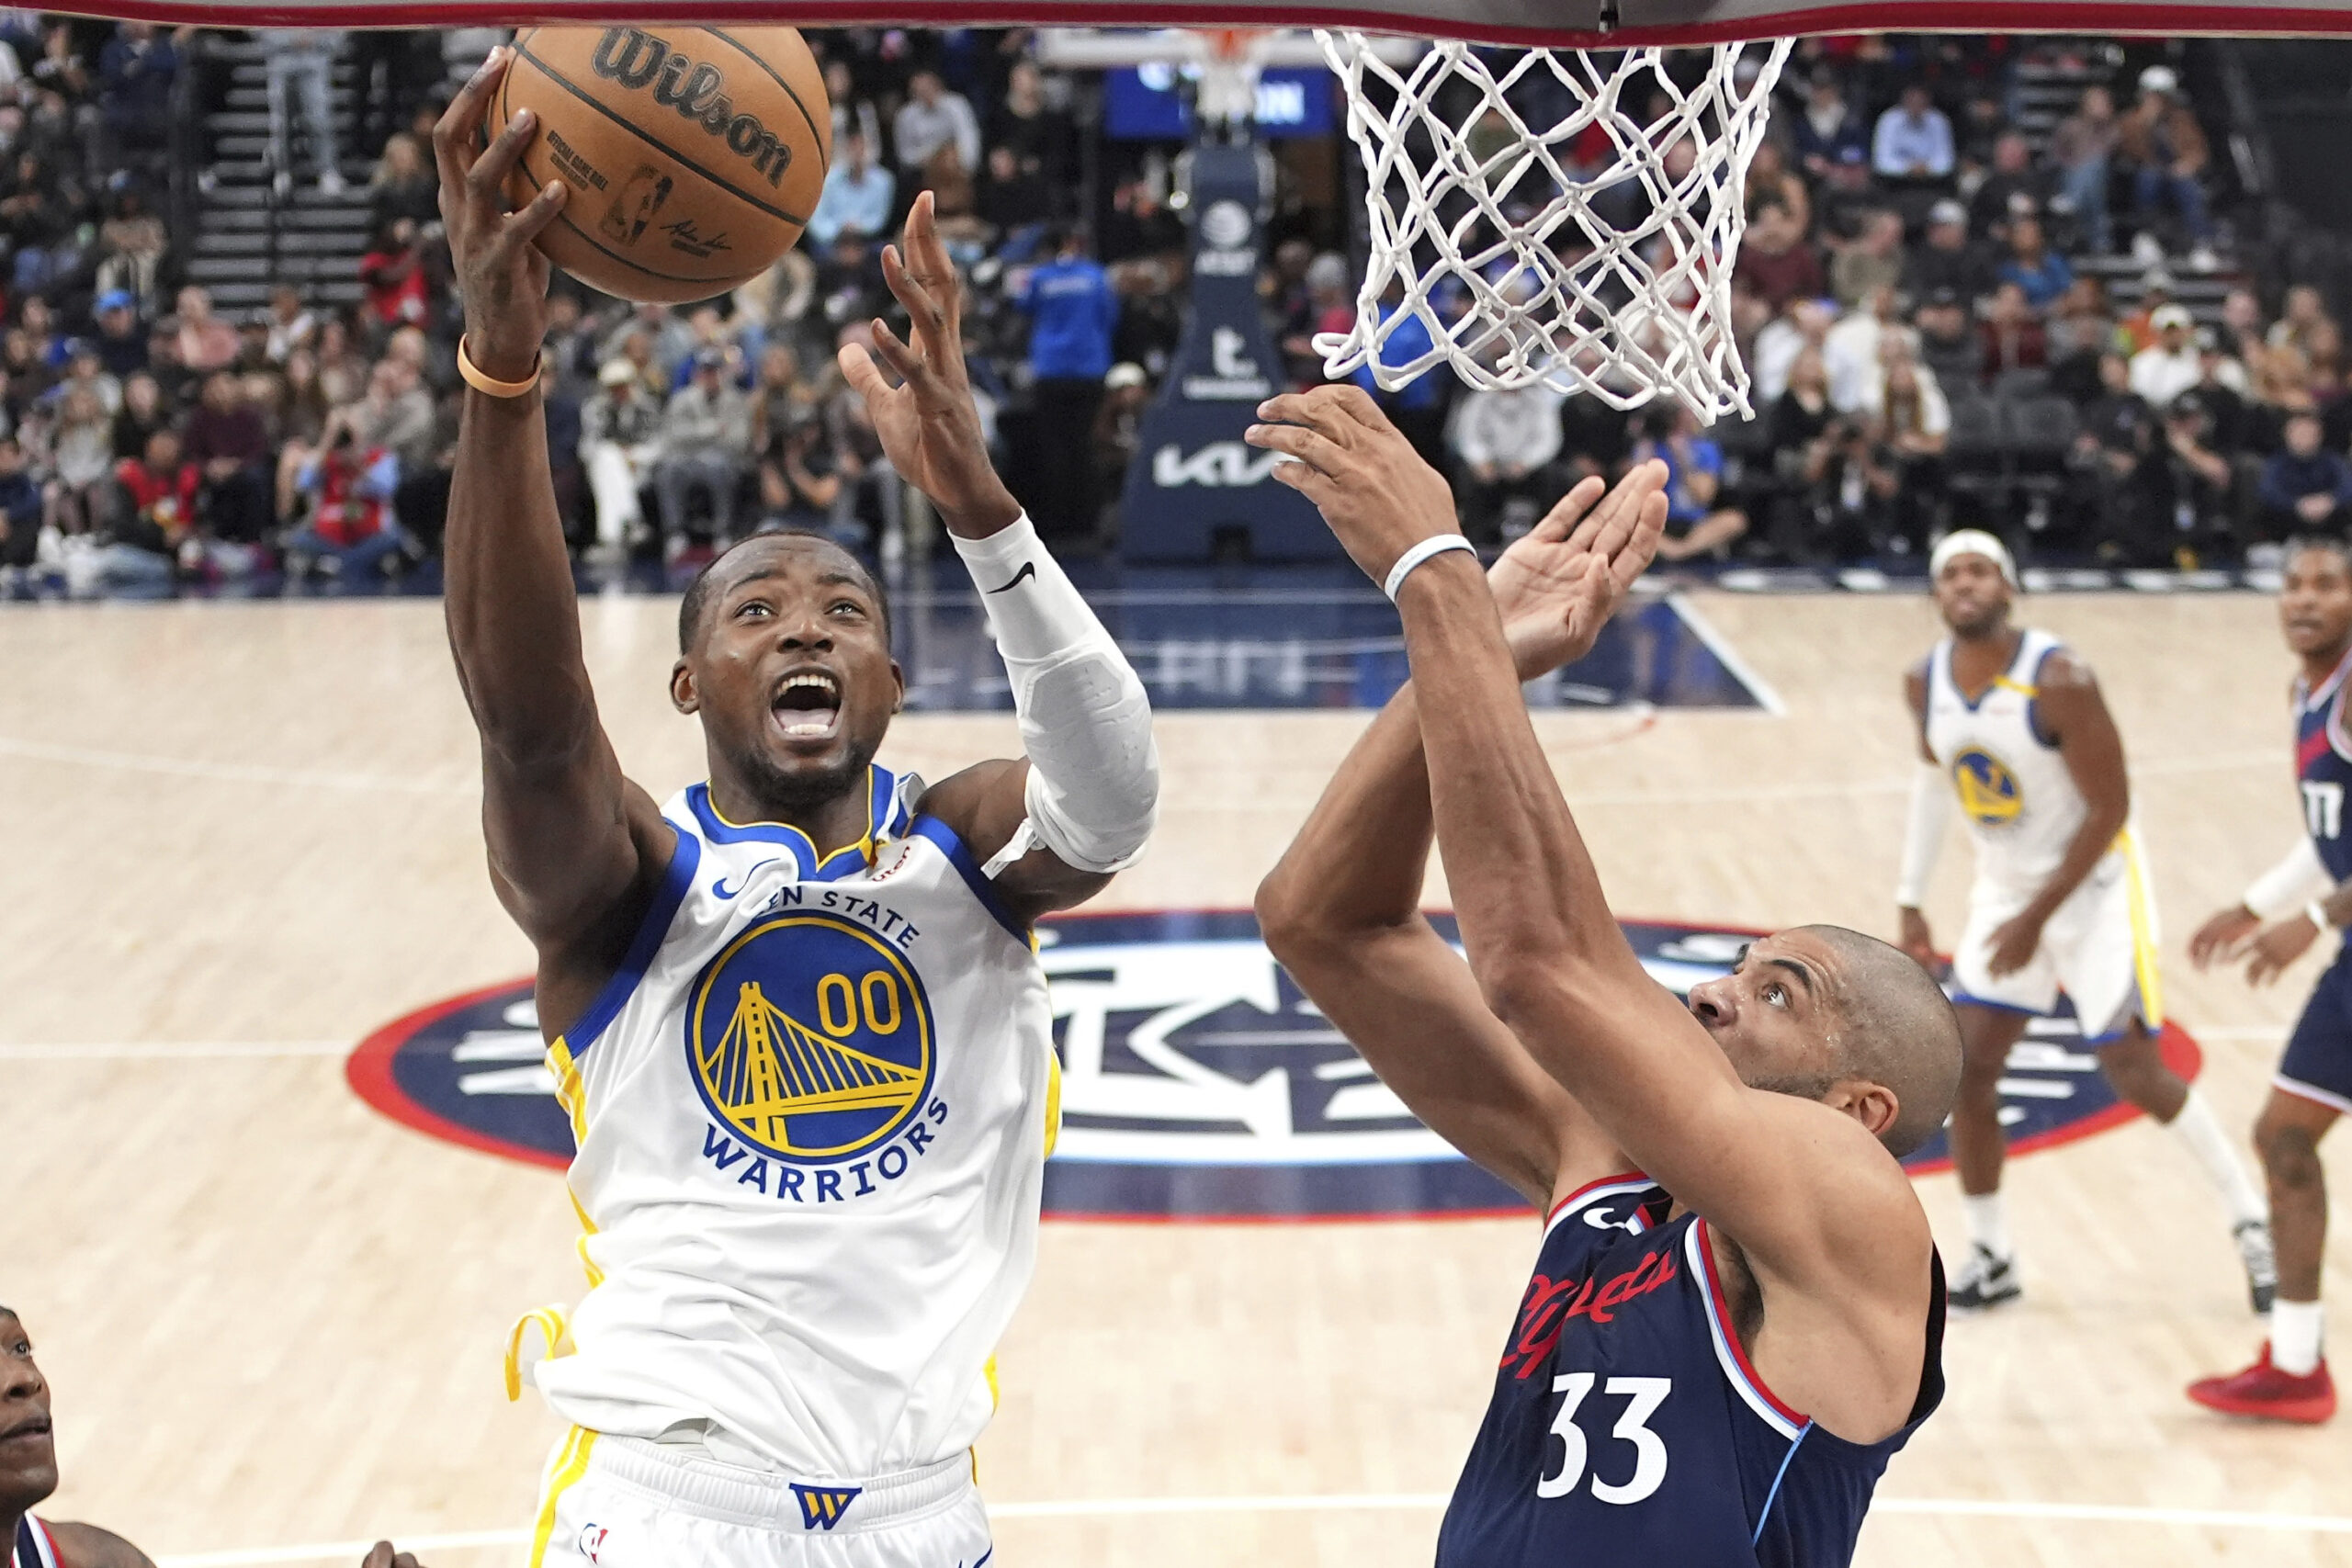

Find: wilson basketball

[498,25,831,304]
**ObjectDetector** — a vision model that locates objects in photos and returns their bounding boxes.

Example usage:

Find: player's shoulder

[2031,642,2099,693]
[46,1521,156,1568]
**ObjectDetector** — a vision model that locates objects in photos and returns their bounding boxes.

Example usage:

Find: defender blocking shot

[1251,390,1959,1568]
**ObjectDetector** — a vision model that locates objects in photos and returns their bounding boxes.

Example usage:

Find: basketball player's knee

[2257,1120,2325,1190]
[1953,1056,2003,1108]
[2098,1048,2176,1108]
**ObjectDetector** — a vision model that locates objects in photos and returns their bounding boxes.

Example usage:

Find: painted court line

[0,1041,350,1061]
[150,1495,2352,1563]
[0,734,473,796]
[1663,593,1788,716]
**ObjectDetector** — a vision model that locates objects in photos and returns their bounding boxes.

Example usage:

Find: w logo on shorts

[791,1483,863,1531]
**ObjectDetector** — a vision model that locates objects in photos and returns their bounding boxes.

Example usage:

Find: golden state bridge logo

[1952,747,2023,827]
[687,914,933,1163]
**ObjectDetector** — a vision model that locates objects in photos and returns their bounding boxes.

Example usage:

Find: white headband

[1928,529,2018,589]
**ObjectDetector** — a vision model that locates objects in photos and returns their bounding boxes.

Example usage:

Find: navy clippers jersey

[12,1517,60,1568]
[1436,1176,1946,1568]
[2294,645,2352,883]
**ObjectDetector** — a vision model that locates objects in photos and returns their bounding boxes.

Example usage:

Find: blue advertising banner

[1118,141,1340,562]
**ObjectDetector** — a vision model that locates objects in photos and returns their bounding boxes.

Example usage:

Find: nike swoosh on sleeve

[985,561,1036,593]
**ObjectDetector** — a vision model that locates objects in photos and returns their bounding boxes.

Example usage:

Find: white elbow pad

[1895,760,1953,908]
[2245,837,2331,920]
[955,515,1159,875]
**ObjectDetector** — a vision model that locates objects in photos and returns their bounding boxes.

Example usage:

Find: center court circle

[347,911,2201,1218]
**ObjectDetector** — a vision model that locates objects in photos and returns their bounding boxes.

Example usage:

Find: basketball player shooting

[435,54,1158,1567]
[1249,388,1959,1566]
[1895,535,2274,1314]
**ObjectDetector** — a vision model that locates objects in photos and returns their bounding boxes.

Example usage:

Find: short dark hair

[2282,533,2352,573]
[676,531,892,654]
[1797,925,1964,1158]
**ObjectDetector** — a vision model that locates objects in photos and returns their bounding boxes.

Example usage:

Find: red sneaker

[2188,1345,2336,1424]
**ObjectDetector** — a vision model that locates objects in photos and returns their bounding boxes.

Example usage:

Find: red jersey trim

[1692,1220,1810,1435]
[17,1516,62,1568]
[1544,1171,1653,1227]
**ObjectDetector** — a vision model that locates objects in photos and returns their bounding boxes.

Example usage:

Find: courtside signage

[348,912,2201,1219]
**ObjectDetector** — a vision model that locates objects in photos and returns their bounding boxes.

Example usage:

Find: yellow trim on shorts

[527,1426,598,1568]
[503,1305,576,1403]
[547,1037,589,1145]
[1044,1044,1063,1160]
[2117,829,2165,1029]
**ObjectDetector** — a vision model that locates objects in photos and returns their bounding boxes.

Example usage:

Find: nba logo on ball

[498,24,831,303]
[349,911,2202,1217]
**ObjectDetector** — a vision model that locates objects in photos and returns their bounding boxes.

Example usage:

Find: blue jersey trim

[1949,991,2041,1017]
[2023,644,2060,749]
[566,826,700,1059]
[1944,632,2038,715]
[910,815,1030,942]
[1751,1424,1811,1546]
[685,774,884,878]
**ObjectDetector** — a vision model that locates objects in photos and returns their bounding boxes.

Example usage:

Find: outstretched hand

[433,46,567,383]
[1246,385,1454,585]
[1487,461,1668,679]
[360,1544,425,1568]
[838,191,1021,537]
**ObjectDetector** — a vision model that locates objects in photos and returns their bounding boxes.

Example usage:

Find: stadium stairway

[186,32,500,318]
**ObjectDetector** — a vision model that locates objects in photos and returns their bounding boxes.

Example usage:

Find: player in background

[437,54,1156,1566]
[1251,390,1958,1568]
[2184,536,2352,1424]
[1897,532,2273,1312]
[0,1308,153,1568]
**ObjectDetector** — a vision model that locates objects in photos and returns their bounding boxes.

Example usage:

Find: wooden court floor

[3,588,2349,1566]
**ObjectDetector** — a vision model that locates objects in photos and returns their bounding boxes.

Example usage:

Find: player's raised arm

[435,51,674,1021]
[1257,472,1660,1205]
[1250,386,1957,1440]
[841,193,1157,922]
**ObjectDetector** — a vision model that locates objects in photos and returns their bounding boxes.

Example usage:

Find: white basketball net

[1314,34,1794,423]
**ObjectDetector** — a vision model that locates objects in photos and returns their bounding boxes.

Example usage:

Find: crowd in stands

[1391,39,2352,569]
[0,20,2346,591]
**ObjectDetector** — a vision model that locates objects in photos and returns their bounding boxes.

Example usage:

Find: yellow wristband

[458,335,541,398]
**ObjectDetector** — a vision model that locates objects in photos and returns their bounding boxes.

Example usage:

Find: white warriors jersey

[1925,627,2112,895]
[532,762,1057,1479]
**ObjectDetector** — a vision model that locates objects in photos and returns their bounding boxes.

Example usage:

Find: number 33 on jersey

[1436,1178,1946,1568]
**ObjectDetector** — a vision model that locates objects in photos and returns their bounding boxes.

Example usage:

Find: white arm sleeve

[953,514,1159,875]
[1895,760,1953,908]
[2245,837,2331,920]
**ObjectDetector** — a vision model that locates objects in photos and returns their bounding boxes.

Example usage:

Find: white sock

[2168,1089,2269,1228]
[2273,1299,2325,1376]
[1962,1192,2011,1260]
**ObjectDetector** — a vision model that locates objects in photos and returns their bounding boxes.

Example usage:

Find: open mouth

[771,669,843,741]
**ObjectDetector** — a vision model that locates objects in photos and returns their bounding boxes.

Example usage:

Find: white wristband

[1384,535,1477,601]
[2310,899,2333,932]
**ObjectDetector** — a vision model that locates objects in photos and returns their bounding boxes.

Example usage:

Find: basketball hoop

[1315,34,1793,423]
[1195,26,1268,127]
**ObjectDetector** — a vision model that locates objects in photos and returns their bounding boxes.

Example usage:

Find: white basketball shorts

[1949,838,2162,1042]
[526,1429,994,1568]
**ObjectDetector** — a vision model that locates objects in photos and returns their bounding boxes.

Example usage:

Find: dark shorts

[2278,946,2352,1114]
